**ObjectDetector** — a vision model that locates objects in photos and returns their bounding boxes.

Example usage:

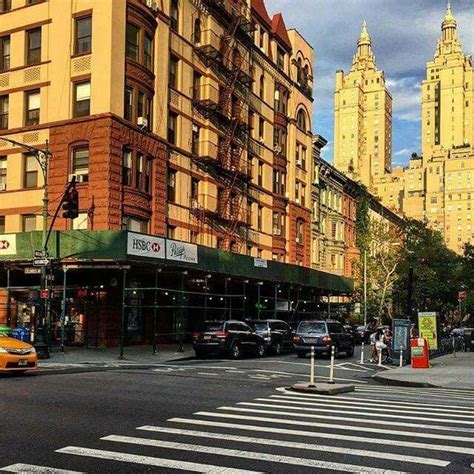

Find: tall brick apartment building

[0,0,352,348]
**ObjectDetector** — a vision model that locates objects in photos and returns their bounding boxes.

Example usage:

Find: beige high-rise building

[375,3,474,254]
[334,21,392,188]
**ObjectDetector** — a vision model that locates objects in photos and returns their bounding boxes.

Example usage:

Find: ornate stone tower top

[435,2,463,57]
[351,20,376,71]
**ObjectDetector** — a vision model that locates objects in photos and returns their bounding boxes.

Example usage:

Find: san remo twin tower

[334,3,474,254]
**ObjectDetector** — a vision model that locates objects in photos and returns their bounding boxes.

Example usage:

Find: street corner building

[0,0,355,348]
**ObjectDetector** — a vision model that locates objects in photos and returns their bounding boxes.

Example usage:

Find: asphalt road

[1,349,474,473]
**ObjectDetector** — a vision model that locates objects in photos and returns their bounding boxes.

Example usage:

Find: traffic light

[62,185,79,219]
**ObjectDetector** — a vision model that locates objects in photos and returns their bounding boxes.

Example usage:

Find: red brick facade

[288,203,311,267]
[48,114,168,235]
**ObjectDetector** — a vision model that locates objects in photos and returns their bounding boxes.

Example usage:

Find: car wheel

[256,342,266,358]
[274,342,282,356]
[296,350,306,358]
[230,343,242,360]
[346,345,355,357]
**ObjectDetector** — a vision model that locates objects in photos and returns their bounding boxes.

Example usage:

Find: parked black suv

[193,320,265,359]
[246,319,294,355]
[294,320,354,358]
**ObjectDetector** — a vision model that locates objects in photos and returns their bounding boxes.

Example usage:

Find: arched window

[193,18,201,44]
[274,88,280,112]
[297,58,302,84]
[259,74,265,100]
[297,109,307,131]
[303,64,309,84]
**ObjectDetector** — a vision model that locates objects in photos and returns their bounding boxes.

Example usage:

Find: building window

[169,55,179,89]
[276,46,285,70]
[0,95,8,130]
[170,0,179,31]
[25,90,40,126]
[191,177,199,202]
[144,34,153,70]
[24,154,39,188]
[167,224,176,239]
[257,205,263,231]
[22,214,36,232]
[296,109,306,131]
[26,28,41,65]
[72,213,88,230]
[0,36,10,72]
[0,157,6,191]
[74,16,92,55]
[122,148,132,186]
[168,112,177,144]
[0,215,4,233]
[272,211,281,235]
[191,124,200,155]
[72,146,89,182]
[192,71,201,100]
[0,0,11,13]
[73,81,91,117]
[125,23,139,61]
[273,169,280,194]
[124,87,133,121]
[258,117,264,140]
[296,219,304,244]
[193,18,201,44]
[257,160,263,187]
[167,168,176,202]
[190,230,198,244]
[259,75,264,100]
[134,153,151,192]
[123,216,149,234]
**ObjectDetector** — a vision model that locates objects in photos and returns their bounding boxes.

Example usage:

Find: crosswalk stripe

[352,384,474,396]
[220,405,474,434]
[240,401,474,424]
[271,393,474,415]
[354,386,474,399]
[276,387,474,410]
[169,417,474,456]
[98,434,406,473]
[55,447,261,474]
[196,410,474,444]
[134,425,450,467]
[0,464,81,474]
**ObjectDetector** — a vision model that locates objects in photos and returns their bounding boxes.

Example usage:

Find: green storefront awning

[0,230,353,294]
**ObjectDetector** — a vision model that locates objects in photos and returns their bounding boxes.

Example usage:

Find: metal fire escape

[191,0,256,251]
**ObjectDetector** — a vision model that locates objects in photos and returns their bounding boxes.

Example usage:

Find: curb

[372,374,440,388]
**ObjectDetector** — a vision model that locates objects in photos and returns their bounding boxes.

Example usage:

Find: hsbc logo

[0,235,16,255]
[127,233,165,259]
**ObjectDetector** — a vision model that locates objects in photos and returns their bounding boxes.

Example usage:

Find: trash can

[12,327,31,343]
[0,325,12,337]
[34,326,50,359]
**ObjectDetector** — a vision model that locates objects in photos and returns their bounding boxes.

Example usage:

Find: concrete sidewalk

[38,344,194,372]
[373,351,474,389]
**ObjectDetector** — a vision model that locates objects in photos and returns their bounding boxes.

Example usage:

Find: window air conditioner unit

[68,174,77,183]
[295,198,300,204]
[0,183,6,191]
[258,137,265,144]
[273,228,281,236]
[137,116,148,128]
[296,159,302,166]
[274,146,281,155]
[285,191,290,199]
[76,173,88,183]
[145,0,158,11]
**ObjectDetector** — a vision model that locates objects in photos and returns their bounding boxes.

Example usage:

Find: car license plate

[18,359,28,367]
[305,337,315,343]
[204,335,212,340]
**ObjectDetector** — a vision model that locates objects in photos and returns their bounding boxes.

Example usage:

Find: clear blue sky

[266,0,474,166]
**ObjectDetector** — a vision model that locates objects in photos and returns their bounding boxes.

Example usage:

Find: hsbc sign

[127,233,165,260]
[0,234,16,256]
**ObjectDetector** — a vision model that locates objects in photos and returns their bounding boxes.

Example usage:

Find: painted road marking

[196,410,474,444]
[0,465,82,474]
[275,387,474,411]
[134,426,450,467]
[98,435,406,473]
[239,401,474,425]
[168,417,474,456]
[271,393,474,415]
[56,447,261,474]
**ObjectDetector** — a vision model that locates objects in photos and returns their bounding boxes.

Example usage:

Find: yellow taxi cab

[0,334,38,372]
